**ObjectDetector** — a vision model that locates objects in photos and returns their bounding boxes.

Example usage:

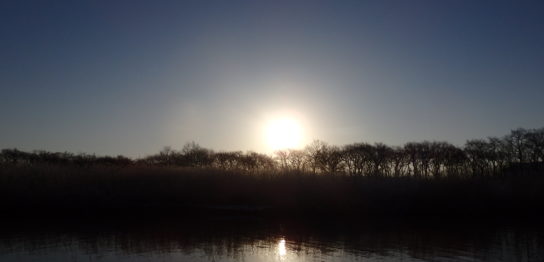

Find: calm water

[0,217,543,262]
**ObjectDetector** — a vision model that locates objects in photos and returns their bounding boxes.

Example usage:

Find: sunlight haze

[0,1,543,156]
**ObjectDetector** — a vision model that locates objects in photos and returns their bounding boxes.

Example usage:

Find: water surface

[0,217,542,262]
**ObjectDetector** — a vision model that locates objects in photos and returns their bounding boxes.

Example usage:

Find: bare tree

[287,149,307,172]
[507,128,528,163]
[524,128,544,163]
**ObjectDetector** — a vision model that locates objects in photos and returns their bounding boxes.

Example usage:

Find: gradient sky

[1,0,543,157]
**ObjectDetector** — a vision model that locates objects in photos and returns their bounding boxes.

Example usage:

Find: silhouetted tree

[182,142,213,167]
[286,149,307,172]
[213,151,242,170]
[390,146,408,177]
[275,150,289,171]
[304,140,328,174]
[525,128,544,163]
[507,128,528,163]
[2,127,543,177]
[309,141,343,174]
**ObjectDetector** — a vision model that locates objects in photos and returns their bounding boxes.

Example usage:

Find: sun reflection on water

[278,238,287,259]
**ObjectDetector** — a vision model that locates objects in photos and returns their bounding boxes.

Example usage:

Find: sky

[1,0,543,157]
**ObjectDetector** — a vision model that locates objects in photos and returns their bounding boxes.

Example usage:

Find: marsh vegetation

[1,128,543,217]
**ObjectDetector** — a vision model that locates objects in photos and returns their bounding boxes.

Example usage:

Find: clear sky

[1,0,543,157]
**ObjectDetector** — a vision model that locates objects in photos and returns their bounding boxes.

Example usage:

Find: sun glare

[265,117,303,152]
[278,239,287,257]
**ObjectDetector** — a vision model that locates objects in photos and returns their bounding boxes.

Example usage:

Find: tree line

[1,128,543,177]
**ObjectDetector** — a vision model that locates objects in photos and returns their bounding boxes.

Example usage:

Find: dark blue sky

[1,0,543,156]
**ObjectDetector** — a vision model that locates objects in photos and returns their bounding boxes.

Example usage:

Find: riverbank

[1,165,543,219]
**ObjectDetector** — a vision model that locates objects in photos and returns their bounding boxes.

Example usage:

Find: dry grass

[1,164,543,218]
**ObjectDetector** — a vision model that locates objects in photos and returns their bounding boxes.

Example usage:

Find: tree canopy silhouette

[1,127,543,178]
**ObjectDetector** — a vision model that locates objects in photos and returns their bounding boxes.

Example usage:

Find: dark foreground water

[0,217,543,262]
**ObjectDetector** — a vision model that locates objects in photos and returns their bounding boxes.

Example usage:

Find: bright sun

[265,117,303,151]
